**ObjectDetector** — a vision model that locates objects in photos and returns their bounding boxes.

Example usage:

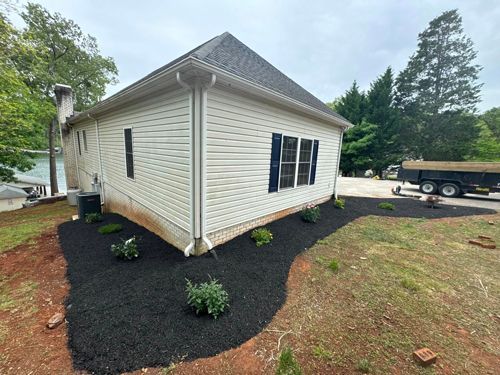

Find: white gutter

[88,114,105,204]
[333,128,345,199]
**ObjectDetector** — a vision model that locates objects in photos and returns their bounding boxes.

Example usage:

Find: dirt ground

[0,201,499,374]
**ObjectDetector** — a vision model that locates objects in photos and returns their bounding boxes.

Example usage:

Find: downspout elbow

[184,240,195,257]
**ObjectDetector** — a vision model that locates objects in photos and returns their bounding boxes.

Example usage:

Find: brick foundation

[103,184,191,252]
[206,195,332,249]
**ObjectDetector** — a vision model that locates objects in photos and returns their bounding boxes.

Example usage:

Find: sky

[12,0,500,112]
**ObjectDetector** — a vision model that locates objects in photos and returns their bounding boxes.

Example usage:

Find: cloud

[24,0,500,111]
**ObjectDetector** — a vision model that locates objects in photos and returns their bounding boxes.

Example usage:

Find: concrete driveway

[338,177,500,211]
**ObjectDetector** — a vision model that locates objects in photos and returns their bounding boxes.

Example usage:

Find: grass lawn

[172,213,499,375]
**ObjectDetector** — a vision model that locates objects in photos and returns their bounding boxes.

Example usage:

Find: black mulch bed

[58,197,495,374]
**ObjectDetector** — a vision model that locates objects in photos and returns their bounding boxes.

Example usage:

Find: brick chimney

[54,84,79,190]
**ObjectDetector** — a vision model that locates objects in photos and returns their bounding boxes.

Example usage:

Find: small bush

[357,358,372,373]
[301,203,320,223]
[401,277,420,292]
[98,223,123,234]
[84,212,102,224]
[111,236,139,260]
[378,202,395,210]
[334,198,345,209]
[276,347,302,375]
[328,259,339,272]
[186,277,229,319]
[251,227,273,247]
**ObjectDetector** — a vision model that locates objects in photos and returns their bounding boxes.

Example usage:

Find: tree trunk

[49,117,59,196]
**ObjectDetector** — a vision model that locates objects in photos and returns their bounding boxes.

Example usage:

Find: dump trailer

[397,161,500,197]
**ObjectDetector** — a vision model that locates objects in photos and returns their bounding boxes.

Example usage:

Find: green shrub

[251,227,273,247]
[378,202,395,210]
[185,277,229,319]
[328,259,339,272]
[276,347,302,375]
[301,203,320,223]
[98,223,123,234]
[334,198,345,209]
[357,358,372,373]
[84,212,102,224]
[111,236,139,260]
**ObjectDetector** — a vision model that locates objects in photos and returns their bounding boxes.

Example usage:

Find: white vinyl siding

[205,86,341,233]
[96,89,191,231]
[74,119,99,191]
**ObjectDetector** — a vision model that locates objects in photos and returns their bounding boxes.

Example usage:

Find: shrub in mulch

[334,198,345,209]
[84,213,102,224]
[111,236,139,260]
[301,203,321,223]
[185,277,229,319]
[98,223,122,234]
[378,202,395,210]
[58,198,493,374]
[251,227,273,247]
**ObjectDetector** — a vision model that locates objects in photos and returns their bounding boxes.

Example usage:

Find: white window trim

[82,130,88,152]
[123,126,135,181]
[277,135,314,192]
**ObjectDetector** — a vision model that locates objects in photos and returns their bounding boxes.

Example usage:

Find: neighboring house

[55,32,352,256]
[0,185,28,212]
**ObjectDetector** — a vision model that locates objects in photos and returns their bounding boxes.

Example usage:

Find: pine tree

[332,81,367,125]
[395,9,482,160]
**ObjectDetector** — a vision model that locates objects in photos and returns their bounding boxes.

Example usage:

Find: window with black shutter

[124,128,134,179]
[76,131,81,156]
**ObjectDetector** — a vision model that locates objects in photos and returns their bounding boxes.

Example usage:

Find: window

[124,128,134,179]
[297,139,313,186]
[82,130,88,152]
[76,131,81,155]
[279,136,298,189]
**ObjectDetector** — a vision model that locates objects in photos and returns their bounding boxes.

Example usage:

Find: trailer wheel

[419,181,438,194]
[439,183,460,198]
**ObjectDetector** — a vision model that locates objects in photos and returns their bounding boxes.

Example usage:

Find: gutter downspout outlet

[184,240,195,257]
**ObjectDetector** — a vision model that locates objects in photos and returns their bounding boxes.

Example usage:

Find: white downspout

[333,127,345,199]
[177,72,197,257]
[200,73,216,251]
[89,114,105,204]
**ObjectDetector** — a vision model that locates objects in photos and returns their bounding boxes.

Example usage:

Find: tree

[0,14,53,182]
[14,3,118,194]
[468,107,500,161]
[340,121,378,174]
[395,9,482,160]
[365,67,400,174]
[331,81,367,125]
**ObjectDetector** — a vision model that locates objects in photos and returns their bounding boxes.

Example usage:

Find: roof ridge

[192,32,231,60]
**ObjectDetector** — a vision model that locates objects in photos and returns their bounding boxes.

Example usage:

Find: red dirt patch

[0,229,74,374]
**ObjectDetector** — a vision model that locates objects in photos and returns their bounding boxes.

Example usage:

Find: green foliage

[334,198,345,209]
[332,81,367,126]
[357,358,372,373]
[301,204,320,223]
[312,345,333,360]
[185,277,229,319]
[84,212,102,224]
[341,121,378,174]
[111,236,139,260]
[468,107,500,161]
[378,202,395,210]
[276,347,302,375]
[98,223,123,234]
[328,259,340,272]
[395,9,482,160]
[401,277,420,292]
[251,227,273,247]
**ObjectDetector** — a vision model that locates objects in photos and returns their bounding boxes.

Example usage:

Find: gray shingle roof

[191,32,345,121]
[0,184,28,199]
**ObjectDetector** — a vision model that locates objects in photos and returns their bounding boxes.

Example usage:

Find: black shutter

[76,131,81,155]
[124,128,134,179]
[268,133,282,192]
[309,140,319,185]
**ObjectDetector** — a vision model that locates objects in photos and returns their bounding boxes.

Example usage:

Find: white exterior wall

[205,86,341,234]
[74,119,99,192]
[72,89,192,248]
[0,197,26,212]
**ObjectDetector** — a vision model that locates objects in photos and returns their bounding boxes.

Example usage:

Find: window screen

[279,136,298,189]
[297,139,313,186]
[124,128,134,179]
